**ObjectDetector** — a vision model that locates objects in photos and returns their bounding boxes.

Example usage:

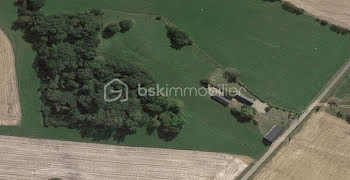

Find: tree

[26,0,46,11]
[155,16,162,21]
[231,105,256,122]
[166,26,193,49]
[265,106,272,112]
[240,105,256,120]
[200,78,209,87]
[90,9,104,17]
[320,20,328,26]
[119,19,133,33]
[337,111,344,118]
[223,68,241,83]
[231,107,240,116]
[158,112,185,141]
[147,118,161,133]
[103,23,120,39]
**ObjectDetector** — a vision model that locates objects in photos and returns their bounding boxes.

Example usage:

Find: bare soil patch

[0,28,21,126]
[0,136,252,180]
[286,0,350,29]
[254,111,350,180]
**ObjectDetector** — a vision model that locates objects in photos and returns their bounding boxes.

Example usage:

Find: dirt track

[254,112,350,180]
[0,136,252,180]
[0,28,21,125]
[286,0,350,29]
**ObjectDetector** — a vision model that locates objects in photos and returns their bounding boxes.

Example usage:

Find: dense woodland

[14,0,185,141]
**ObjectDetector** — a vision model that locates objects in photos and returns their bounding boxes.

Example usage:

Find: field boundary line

[102,9,158,17]
[241,58,350,180]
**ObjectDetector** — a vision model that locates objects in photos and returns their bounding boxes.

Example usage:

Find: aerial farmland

[0,0,350,179]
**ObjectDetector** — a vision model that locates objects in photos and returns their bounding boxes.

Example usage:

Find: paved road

[241,60,350,180]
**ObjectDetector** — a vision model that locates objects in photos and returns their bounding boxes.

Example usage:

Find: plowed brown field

[254,112,350,180]
[286,0,350,29]
[0,28,21,126]
[0,136,252,180]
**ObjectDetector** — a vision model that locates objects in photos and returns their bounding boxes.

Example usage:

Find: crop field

[0,135,252,180]
[0,28,21,126]
[285,0,350,29]
[254,112,350,180]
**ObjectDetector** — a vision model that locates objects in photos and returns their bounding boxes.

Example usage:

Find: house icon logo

[104,78,129,103]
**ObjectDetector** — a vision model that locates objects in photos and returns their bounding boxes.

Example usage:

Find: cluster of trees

[281,2,304,15]
[119,19,133,33]
[231,105,257,122]
[15,0,185,141]
[330,25,350,35]
[103,19,133,39]
[223,68,241,83]
[166,25,193,49]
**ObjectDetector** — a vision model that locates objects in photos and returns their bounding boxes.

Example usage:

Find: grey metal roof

[211,95,231,106]
[235,93,254,105]
[263,125,283,143]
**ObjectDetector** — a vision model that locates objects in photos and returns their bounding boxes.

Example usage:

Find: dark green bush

[26,0,46,11]
[282,2,304,15]
[231,107,241,116]
[231,105,256,122]
[155,16,162,21]
[330,25,350,35]
[200,78,209,87]
[223,68,241,83]
[119,19,133,32]
[265,106,272,112]
[314,106,321,112]
[166,26,193,49]
[102,23,120,39]
[337,111,344,118]
[320,20,328,26]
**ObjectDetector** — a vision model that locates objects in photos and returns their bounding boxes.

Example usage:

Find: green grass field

[1,0,350,159]
[44,0,350,112]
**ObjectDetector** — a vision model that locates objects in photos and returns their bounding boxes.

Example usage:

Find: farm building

[235,93,254,105]
[263,125,283,145]
[211,95,231,106]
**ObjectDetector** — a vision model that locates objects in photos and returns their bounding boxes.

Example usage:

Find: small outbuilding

[235,93,254,105]
[211,95,231,106]
[263,125,283,145]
